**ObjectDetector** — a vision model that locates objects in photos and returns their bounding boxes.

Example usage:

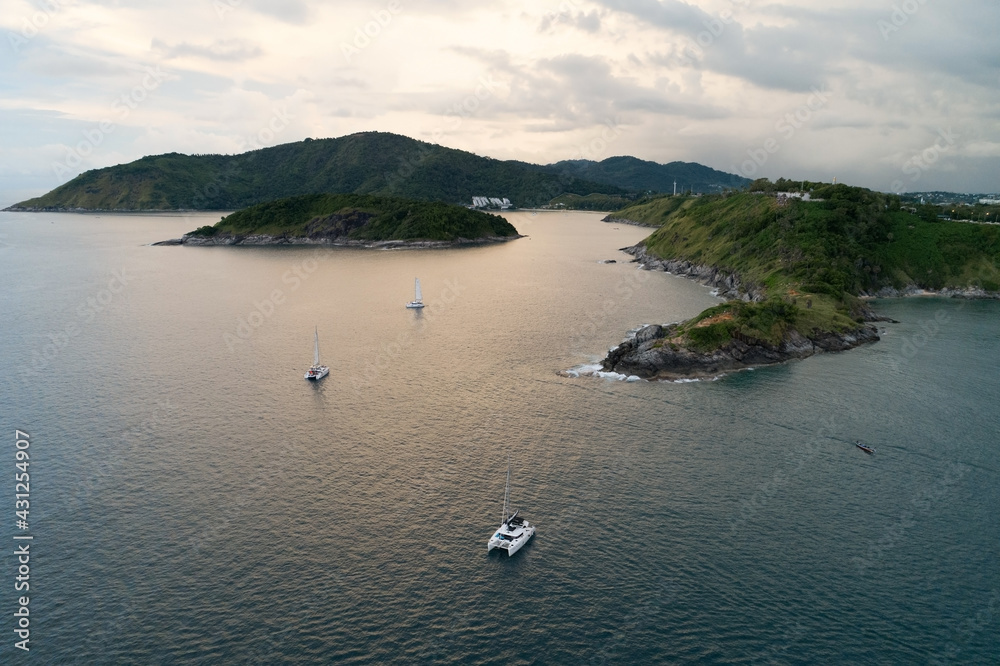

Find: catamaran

[487,457,535,556]
[304,327,330,380]
[405,277,425,309]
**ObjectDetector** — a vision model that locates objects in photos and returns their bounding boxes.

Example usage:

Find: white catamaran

[405,277,425,309]
[304,327,330,380]
[487,458,535,556]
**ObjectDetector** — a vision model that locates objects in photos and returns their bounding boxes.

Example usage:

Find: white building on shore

[471,196,512,209]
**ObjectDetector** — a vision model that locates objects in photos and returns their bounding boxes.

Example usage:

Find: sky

[2,0,999,206]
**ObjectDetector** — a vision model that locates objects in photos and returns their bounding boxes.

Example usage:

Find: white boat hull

[405,302,425,309]
[305,365,329,380]
[487,522,535,556]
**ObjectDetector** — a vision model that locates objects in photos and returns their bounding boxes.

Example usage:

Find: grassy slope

[14,133,626,211]
[191,193,518,242]
[606,195,698,225]
[612,185,1000,348]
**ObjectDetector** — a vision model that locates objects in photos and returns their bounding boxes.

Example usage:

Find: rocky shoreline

[601,321,880,381]
[623,244,766,302]
[598,243,886,381]
[153,233,523,249]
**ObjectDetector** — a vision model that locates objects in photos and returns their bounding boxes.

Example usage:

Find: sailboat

[304,327,330,380]
[487,457,535,556]
[405,277,425,309]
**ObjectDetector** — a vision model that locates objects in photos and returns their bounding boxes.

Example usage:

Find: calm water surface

[0,211,997,663]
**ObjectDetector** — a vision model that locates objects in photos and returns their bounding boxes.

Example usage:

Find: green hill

[602,181,1000,368]
[184,193,519,243]
[9,132,627,211]
[618,183,1000,296]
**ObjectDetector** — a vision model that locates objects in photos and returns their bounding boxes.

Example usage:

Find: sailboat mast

[313,327,320,366]
[415,277,422,303]
[503,456,511,522]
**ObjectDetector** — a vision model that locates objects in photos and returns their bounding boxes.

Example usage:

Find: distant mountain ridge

[8,132,747,212]
[539,156,749,193]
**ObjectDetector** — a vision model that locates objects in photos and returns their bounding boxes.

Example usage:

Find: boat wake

[560,363,725,384]
[560,363,643,382]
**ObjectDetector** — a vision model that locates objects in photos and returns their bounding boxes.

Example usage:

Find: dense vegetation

[547,193,635,211]
[191,193,519,242]
[11,133,750,212]
[538,156,749,194]
[612,182,1000,348]
[11,133,630,211]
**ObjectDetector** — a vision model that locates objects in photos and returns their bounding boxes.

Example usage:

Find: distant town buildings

[775,191,813,201]
[471,196,512,209]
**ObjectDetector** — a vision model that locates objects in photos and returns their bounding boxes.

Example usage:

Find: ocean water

[0,210,997,664]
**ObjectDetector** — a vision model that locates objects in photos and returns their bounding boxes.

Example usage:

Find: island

[600,180,1000,380]
[154,193,521,248]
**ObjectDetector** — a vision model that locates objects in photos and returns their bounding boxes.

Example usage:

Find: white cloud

[1,0,999,206]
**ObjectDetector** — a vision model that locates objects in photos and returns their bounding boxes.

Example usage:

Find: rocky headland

[599,243,883,381]
[601,320,880,381]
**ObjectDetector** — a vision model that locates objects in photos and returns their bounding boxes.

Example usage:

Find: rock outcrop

[601,322,880,381]
[623,244,766,302]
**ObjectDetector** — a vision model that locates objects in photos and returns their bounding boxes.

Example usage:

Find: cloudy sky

[2,0,998,206]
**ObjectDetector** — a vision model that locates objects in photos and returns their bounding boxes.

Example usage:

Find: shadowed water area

[0,210,997,663]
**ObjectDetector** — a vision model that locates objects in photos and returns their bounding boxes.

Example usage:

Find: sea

[0,210,997,664]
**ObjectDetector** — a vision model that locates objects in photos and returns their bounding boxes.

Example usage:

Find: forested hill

[9,132,626,211]
[538,156,750,194]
